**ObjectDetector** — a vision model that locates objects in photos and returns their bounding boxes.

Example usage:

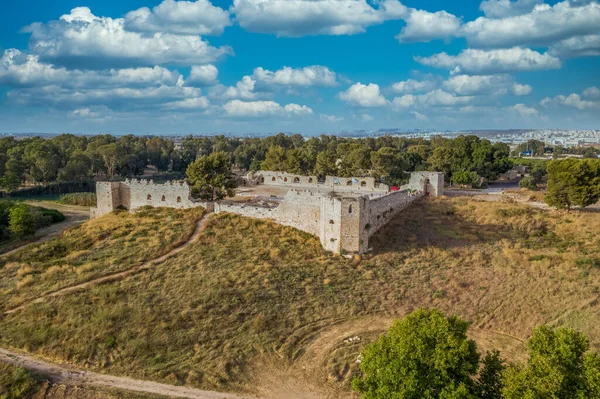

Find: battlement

[94,171,444,255]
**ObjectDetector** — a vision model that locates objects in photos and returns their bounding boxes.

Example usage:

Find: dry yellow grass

[0,198,599,397]
[0,207,204,313]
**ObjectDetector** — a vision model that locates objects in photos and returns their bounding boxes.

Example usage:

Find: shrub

[0,365,40,399]
[519,176,537,190]
[8,204,35,238]
[59,192,97,206]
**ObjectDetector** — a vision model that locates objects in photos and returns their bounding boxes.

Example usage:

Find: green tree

[23,139,61,182]
[186,152,237,201]
[261,146,288,171]
[352,309,481,399]
[314,150,338,177]
[58,151,91,181]
[518,176,538,190]
[545,159,600,210]
[453,171,480,187]
[502,326,600,399]
[476,351,505,399]
[97,143,125,178]
[8,203,35,238]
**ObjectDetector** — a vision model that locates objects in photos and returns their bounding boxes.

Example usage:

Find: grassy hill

[0,198,599,398]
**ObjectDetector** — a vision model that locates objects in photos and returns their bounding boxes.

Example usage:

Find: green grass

[0,362,40,399]
[58,192,97,206]
[1,198,600,395]
[0,206,204,312]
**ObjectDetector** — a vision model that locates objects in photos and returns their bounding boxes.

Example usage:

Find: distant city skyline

[1,0,599,134]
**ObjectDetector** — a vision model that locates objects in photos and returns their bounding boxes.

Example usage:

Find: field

[1,197,599,398]
[0,207,204,313]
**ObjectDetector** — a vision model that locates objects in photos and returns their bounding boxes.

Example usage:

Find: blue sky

[1,0,599,135]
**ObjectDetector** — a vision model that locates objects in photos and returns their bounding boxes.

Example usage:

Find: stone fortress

[92,171,443,254]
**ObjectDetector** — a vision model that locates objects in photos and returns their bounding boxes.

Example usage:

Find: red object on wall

[390,186,399,191]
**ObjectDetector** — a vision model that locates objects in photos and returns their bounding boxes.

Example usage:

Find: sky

[0,0,599,135]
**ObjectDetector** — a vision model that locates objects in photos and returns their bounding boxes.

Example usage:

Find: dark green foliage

[545,159,600,210]
[476,351,505,399]
[0,201,65,241]
[186,152,238,200]
[518,176,538,190]
[0,364,41,399]
[352,309,481,399]
[502,326,600,399]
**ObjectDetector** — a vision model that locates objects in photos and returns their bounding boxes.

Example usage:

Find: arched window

[346,180,352,186]
[348,205,353,214]
[284,177,288,182]
[177,196,182,203]
[308,178,313,184]
[272,177,276,182]
[260,177,265,184]
[361,181,367,187]
[161,195,166,201]
[329,219,335,224]
[147,194,152,201]
[293,177,300,183]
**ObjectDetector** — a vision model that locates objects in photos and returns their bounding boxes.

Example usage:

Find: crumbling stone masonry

[92,171,443,254]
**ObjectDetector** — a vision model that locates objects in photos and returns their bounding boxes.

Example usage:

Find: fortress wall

[126,180,197,210]
[274,190,323,236]
[214,202,277,220]
[250,171,389,193]
[407,172,444,197]
[338,196,369,254]
[366,190,422,236]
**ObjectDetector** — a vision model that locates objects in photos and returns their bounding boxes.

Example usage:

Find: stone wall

[366,189,421,236]
[249,171,389,193]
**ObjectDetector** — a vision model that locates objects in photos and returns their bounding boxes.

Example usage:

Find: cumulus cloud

[509,103,538,116]
[415,47,561,74]
[164,97,210,110]
[124,0,231,35]
[222,99,313,117]
[411,111,428,121]
[23,7,231,69]
[541,90,600,110]
[393,90,475,108]
[186,65,219,86]
[583,86,600,99]
[231,0,407,37]
[337,83,389,107]
[69,108,101,118]
[462,1,600,48]
[396,9,461,43]
[479,0,542,18]
[549,34,600,57]
[443,74,531,96]
[390,79,437,93]
[253,66,337,87]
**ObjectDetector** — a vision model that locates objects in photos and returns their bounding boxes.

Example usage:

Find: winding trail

[0,348,258,399]
[4,213,212,315]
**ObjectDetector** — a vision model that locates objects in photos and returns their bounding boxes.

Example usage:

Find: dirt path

[0,348,258,399]
[4,213,212,315]
[0,202,90,257]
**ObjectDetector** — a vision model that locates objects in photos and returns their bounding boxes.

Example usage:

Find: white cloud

[512,83,533,96]
[390,79,437,93]
[392,94,416,108]
[442,74,532,96]
[583,86,600,99]
[210,76,260,100]
[509,103,538,116]
[415,47,561,74]
[283,103,314,115]
[411,111,428,121]
[69,108,100,118]
[337,83,389,107]
[222,99,313,117]
[164,97,210,110]
[361,114,374,121]
[253,66,337,87]
[23,7,231,68]
[321,114,344,122]
[541,92,600,110]
[549,34,600,58]
[393,90,475,108]
[479,0,542,18]
[187,65,219,86]
[231,0,407,37]
[396,9,461,43]
[462,1,600,48]
[124,0,231,35]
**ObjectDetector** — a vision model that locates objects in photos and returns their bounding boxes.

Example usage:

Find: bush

[0,201,65,241]
[519,176,538,190]
[8,204,35,238]
[0,364,40,399]
[59,192,97,206]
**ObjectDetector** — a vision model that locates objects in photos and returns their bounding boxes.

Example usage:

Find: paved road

[0,348,259,399]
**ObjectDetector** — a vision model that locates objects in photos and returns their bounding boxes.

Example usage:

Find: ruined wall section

[407,172,444,197]
[249,171,389,193]
[366,190,422,236]
[274,190,323,236]
[337,196,369,254]
[125,179,197,211]
[91,182,122,218]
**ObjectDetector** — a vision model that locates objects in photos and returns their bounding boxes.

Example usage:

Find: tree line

[353,308,600,399]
